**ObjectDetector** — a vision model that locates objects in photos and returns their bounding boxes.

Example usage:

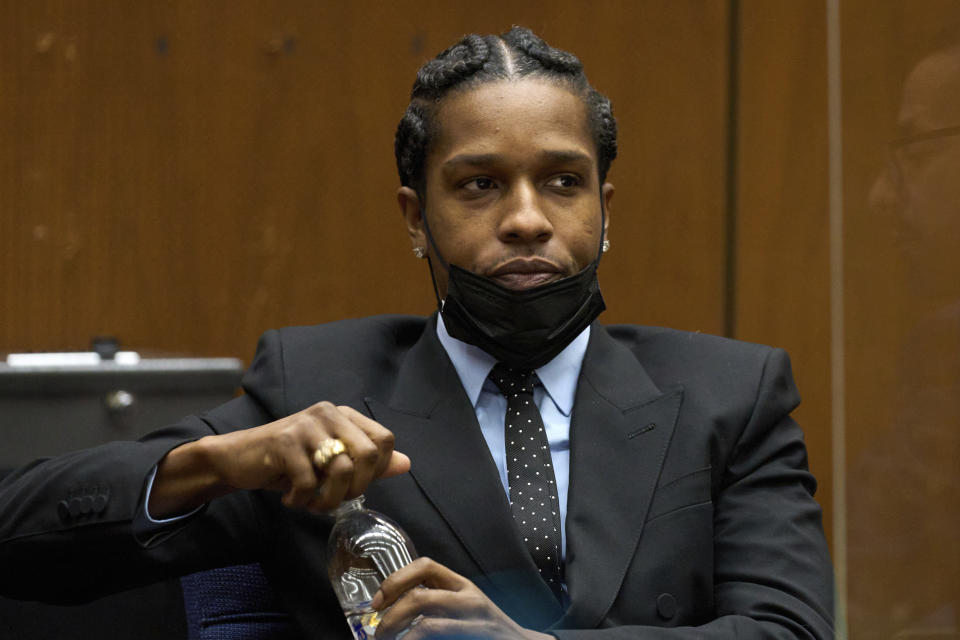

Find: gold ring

[313,438,347,468]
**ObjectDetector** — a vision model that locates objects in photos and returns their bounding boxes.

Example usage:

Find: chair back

[180,563,299,640]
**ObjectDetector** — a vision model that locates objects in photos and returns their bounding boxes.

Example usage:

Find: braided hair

[395,27,618,198]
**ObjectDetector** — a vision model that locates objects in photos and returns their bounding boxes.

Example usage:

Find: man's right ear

[397,186,426,249]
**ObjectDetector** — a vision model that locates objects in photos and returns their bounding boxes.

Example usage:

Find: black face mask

[440,261,606,370]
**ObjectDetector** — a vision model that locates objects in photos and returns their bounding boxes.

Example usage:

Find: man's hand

[373,557,553,640]
[148,402,410,518]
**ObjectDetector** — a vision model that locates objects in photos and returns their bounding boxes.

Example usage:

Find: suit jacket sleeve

[0,330,287,604]
[553,348,834,639]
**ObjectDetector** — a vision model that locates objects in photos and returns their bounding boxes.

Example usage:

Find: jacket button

[656,592,677,620]
[93,493,108,513]
[80,495,94,515]
[68,497,83,517]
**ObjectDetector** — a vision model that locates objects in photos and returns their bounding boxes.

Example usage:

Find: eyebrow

[891,124,960,147]
[441,149,594,174]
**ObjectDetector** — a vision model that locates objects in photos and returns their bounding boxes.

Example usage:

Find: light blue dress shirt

[435,315,589,561]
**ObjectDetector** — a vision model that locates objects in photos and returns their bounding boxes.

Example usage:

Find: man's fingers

[337,405,399,479]
[279,451,320,507]
[373,558,502,640]
[372,558,526,640]
[311,452,354,510]
[375,557,465,609]
[305,403,379,498]
[380,586,484,625]
[391,617,490,640]
[377,588,497,640]
[234,401,408,512]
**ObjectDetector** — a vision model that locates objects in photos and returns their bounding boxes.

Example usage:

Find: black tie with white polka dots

[489,363,564,601]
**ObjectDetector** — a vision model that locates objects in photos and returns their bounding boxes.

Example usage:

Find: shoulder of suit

[601,323,776,357]
[597,324,798,425]
[243,315,432,411]
[274,314,429,345]
[598,323,783,383]
[266,314,430,366]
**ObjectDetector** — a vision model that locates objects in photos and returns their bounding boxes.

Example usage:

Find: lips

[486,257,565,290]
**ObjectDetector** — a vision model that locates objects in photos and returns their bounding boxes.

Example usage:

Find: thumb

[380,451,411,478]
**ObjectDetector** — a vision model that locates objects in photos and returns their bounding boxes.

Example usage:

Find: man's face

[399,79,613,298]
[869,47,960,299]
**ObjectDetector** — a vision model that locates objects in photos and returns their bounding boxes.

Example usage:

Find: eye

[462,177,498,192]
[546,174,581,189]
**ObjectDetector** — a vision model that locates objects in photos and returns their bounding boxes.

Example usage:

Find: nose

[868,157,903,217]
[497,181,553,245]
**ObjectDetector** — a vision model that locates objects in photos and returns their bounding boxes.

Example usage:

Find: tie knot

[489,363,536,396]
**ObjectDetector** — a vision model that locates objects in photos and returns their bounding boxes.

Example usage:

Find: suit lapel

[557,325,683,629]
[363,318,564,625]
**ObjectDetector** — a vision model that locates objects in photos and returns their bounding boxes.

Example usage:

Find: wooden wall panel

[583,1,729,334]
[735,1,833,549]
[1,1,729,365]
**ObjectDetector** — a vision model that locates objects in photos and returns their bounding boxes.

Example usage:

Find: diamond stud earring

[602,240,611,253]
[413,247,426,259]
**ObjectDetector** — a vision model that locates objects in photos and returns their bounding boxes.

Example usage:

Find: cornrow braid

[395,26,617,197]
[500,26,583,75]
[412,34,496,99]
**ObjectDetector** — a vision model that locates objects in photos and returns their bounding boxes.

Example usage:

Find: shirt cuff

[133,465,205,547]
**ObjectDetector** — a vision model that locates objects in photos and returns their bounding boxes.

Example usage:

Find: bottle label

[346,606,381,640]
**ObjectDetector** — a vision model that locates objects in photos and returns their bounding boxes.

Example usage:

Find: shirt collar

[436,314,589,417]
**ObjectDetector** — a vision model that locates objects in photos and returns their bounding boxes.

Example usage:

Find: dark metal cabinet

[0,357,243,469]
[0,355,244,640]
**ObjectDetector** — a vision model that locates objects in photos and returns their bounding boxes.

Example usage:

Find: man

[0,27,833,639]
[852,40,960,636]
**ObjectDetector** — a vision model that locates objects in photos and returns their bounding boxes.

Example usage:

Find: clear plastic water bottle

[328,496,418,640]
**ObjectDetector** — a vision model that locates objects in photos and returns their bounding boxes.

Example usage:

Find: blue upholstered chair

[180,563,299,640]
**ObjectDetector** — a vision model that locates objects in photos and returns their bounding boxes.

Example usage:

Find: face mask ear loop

[425,256,444,310]
[420,207,450,309]
[594,188,607,266]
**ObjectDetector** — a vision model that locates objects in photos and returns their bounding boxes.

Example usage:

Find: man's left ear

[601,182,614,241]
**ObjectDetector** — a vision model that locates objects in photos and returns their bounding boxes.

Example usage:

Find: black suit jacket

[0,315,833,638]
